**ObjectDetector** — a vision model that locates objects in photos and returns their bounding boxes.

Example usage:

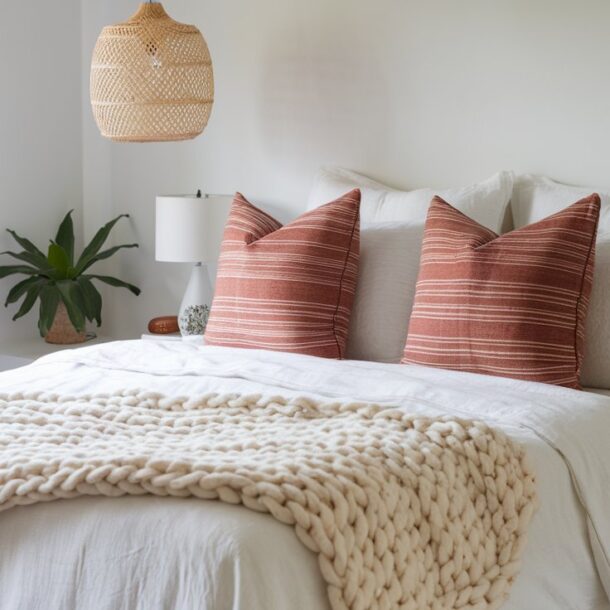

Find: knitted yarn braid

[0,390,536,610]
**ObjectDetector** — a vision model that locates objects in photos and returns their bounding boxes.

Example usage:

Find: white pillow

[512,175,610,389]
[347,223,424,362]
[308,167,514,232]
[307,168,514,362]
[512,174,610,236]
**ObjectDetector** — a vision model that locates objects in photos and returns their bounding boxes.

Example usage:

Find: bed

[0,338,609,609]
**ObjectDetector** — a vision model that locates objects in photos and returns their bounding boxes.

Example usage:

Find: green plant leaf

[5,276,42,306]
[78,243,139,274]
[12,282,45,321]
[0,265,40,279]
[77,276,102,326]
[75,214,130,275]
[47,243,70,279]
[38,285,60,337]
[0,250,51,272]
[85,274,141,296]
[55,210,75,266]
[56,280,86,333]
[6,229,47,263]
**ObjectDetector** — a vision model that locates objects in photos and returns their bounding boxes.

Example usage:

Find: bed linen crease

[0,339,608,610]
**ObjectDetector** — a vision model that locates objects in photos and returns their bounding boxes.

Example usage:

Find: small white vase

[178,263,213,337]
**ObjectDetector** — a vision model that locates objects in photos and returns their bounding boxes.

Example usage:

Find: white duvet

[0,339,609,610]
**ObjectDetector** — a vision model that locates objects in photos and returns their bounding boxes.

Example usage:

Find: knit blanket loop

[0,389,537,610]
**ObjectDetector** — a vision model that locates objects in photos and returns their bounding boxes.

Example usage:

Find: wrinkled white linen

[0,339,609,610]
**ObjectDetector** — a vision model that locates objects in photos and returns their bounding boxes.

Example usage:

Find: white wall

[0,2,82,345]
[80,0,610,338]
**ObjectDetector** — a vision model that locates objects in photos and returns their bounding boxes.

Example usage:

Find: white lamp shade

[155,194,230,263]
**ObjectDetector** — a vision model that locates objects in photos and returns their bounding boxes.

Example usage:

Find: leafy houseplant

[0,211,141,344]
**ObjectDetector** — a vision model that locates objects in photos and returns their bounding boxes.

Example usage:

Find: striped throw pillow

[205,190,360,358]
[403,194,600,388]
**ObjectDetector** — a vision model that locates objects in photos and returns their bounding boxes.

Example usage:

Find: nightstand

[141,333,183,342]
[0,335,113,372]
[141,334,206,347]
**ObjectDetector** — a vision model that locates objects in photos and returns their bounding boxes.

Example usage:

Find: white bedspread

[1,339,609,610]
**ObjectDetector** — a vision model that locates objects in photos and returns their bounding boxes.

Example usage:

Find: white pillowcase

[512,175,610,389]
[347,223,424,363]
[512,174,610,235]
[308,166,514,231]
[307,168,514,363]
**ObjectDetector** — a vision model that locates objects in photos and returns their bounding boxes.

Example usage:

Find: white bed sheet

[0,339,609,610]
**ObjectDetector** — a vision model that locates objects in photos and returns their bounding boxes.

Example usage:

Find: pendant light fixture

[90,2,214,142]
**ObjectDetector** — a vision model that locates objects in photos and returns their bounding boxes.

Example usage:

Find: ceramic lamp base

[178,263,213,337]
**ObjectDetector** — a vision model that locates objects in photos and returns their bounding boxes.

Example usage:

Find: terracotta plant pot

[44,302,87,345]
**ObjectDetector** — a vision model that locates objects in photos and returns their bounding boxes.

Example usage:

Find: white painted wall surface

[0,2,82,345]
[78,0,610,338]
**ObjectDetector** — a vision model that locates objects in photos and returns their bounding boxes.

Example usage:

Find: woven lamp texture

[90,3,214,143]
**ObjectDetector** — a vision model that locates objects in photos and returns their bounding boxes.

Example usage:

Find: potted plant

[0,211,140,344]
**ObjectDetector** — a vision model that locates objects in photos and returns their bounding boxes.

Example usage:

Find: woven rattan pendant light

[90,2,214,142]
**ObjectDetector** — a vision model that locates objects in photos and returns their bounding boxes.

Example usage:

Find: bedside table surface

[2,335,113,360]
[141,333,183,342]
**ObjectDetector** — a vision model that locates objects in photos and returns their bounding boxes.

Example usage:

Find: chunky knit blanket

[0,389,536,610]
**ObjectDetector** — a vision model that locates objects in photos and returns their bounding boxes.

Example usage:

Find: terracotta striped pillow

[403,194,600,388]
[205,190,360,358]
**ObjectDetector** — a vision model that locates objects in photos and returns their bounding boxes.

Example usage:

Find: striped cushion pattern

[205,190,360,358]
[403,194,600,388]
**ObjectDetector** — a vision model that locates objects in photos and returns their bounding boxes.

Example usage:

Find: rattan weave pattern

[90,3,214,142]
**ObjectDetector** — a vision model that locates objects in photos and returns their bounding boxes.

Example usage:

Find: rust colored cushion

[205,190,360,358]
[403,194,600,388]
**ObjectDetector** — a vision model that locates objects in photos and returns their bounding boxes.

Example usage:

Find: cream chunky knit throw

[0,390,536,610]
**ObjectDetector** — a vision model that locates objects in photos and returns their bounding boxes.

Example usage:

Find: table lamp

[156,191,218,336]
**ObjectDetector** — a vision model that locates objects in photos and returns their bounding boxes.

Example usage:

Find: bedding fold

[1,340,609,609]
